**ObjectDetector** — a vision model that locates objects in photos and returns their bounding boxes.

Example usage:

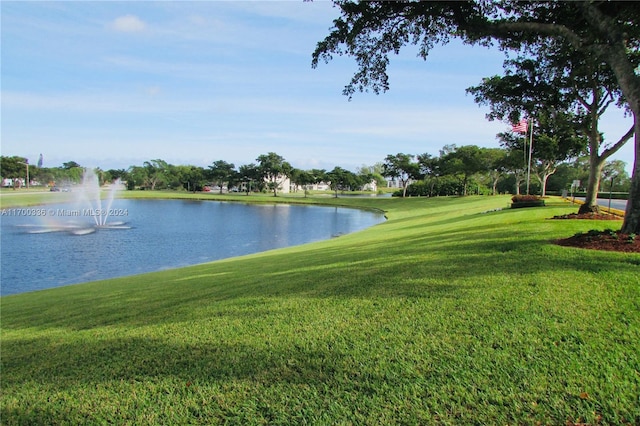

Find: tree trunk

[540,171,553,197]
[514,177,522,195]
[621,114,640,234]
[578,155,605,214]
[578,99,606,214]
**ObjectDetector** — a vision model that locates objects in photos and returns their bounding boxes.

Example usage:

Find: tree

[531,111,586,196]
[602,160,631,194]
[439,145,489,196]
[416,153,443,197]
[484,148,508,196]
[309,169,328,187]
[289,169,315,197]
[256,152,292,197]
[357,163,386,188]
[312,1,640,233]
[238,163,260,195]
[172,165,206,192]
[127,165,148,190]
[106,169,128,182]
[62,161,81,170]
[0,156,28,180]
[382,153,420,198]
[143,159,169,190]
[326,166,361,197]
[493,111,586,196]
[467,43,632,209]
[208,160,236,194]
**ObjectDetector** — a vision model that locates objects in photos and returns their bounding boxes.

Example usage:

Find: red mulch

[551,212,621,221]
[556,231,640,253]
[551,213,639,253]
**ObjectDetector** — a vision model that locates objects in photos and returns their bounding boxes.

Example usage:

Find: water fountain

[78,168,120,227]
[20,169,130,235]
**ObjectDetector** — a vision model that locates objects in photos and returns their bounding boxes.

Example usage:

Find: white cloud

[110,15,146,33]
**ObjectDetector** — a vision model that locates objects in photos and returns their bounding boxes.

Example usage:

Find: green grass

[2,195,639,425]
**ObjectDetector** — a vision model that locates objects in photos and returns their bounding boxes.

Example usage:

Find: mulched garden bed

[551,212,639,253]
[556,230,640,253]
[551,212,621,220]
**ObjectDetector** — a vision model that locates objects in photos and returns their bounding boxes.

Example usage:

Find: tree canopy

[467,40,633,210]
[256,152,292,197]
[313,0,640,233]
[382,153,420,198]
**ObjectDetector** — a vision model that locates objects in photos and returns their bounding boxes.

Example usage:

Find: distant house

[386,177,415,189]
[2,178,26,188]
[291,181,330,192]
[363,179,377,192]
[277,176,291,194]
[239,175,291,194]
[292,179,377,192]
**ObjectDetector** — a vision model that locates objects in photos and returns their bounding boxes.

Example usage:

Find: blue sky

[1,1,634,174]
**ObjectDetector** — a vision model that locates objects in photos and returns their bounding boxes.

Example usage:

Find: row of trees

[0,153,385,197]
[2,145,630,201]
[126,154,386,196]
[383,149,630,199]
[0,158,85,188]
[312,1,640,234]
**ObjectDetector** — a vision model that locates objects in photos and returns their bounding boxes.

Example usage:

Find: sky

[1,1,634,174]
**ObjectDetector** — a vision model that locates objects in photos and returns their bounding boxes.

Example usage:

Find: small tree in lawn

[290,168,315,197]
[382,153,420,198]
[326,166,361,198]
[238,163,259,195]
[256,152,292,197]
[309,169,327,189]
[484,148,508,196]
[208,160,236,194]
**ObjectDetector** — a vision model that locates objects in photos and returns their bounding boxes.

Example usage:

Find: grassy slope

[1,195,639,425]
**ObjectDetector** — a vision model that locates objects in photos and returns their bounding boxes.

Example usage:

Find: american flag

[511,118,528,133]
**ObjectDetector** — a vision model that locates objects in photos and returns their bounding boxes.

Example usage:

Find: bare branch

[601,124,635,160]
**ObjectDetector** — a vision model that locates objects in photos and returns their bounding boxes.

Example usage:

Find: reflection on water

[1,199,384,295]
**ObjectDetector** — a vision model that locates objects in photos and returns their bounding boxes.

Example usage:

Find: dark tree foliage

[208,160,236,194]
[256,152,292,197]
[326,166,362,197]
[382,153,420,198]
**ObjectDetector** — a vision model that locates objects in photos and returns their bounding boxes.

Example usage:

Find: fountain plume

[19,168,129,235]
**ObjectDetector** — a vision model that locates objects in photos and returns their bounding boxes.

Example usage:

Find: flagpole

[526,118,534,195]
[523,123,527,195]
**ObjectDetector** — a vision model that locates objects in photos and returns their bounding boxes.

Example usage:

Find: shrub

[511,195,543,203]
[510,194,545,209]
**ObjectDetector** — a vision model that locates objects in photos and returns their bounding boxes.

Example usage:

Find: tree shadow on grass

[0,333,354,423]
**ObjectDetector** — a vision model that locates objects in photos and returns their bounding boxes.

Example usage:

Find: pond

[1,199,385,295]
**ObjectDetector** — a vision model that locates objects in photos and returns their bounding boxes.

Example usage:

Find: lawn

[1,194,639,425]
